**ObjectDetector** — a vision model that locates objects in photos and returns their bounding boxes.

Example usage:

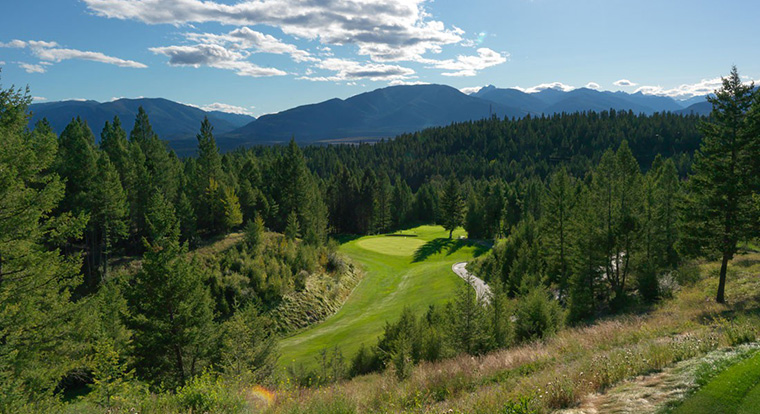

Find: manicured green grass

[278,225,487,369]
[355,235,425,256]
[673,350,760,414]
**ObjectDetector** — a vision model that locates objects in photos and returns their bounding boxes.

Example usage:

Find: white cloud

[32,96,47,102]
[459,86,483,95]
[0,61,5,66]
[419,48,507,77]
[388,79,429,86]
[301,58,415,82]
[514,82,576,93]
[185,27,315,62]
[0,40,27,48]
[632,77,759,100]
[18,62,47,73]
[613,79,637,87]
[585,82,600,89]
[149,44,286,77]
[1,39,146,69]
[82,0,464,63]
[200,102,255,116]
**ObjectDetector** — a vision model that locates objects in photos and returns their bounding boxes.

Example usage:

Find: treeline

[300,109,702,188]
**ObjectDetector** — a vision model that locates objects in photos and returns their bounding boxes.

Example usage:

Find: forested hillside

[1,67,759,413]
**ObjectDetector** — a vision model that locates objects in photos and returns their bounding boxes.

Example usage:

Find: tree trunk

[449,229,453,239]
[717,252,729,304]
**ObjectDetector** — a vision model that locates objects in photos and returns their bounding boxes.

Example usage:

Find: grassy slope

[278,225,487,369]
[269,252,760,414]
[673,351,760,414]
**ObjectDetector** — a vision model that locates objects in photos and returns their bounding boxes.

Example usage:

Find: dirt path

[452,262,491,302]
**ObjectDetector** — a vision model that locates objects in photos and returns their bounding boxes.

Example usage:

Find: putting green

[356,236,425,256]
[278,225,487,370]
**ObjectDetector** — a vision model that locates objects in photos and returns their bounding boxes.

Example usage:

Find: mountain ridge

[30,84,709,150]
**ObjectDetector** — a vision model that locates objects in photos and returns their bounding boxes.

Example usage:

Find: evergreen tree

[245,215,265,250]
[0,85,88,410]
[129,198,215,388]
[219,305,278,383]
[567,186,604,322]
[91,153,128,278]
[221,184,243,231]
[373,173,393,233]
[441,176,465,239]
[99,116,130,185]
[176,190,197,245]
[654,158,681,269]
[541,167,576,300]
[194,117,224,233]
[391,178,413,228]
[450,276,487,355]
[285,210,301,240]
[682,67,758,303]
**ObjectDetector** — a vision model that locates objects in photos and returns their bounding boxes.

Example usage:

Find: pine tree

[176,190,197,244]
[373,173,393,233]
[194,117,224,233]
[391,178,413,228]
[656,159,681,268]
[245,215,265,250]
[441,176,465,239]
[219,305,278,383]
[91,153,128,278]
[567,185,604,322]
[100,116,130,185]
[129,197,215,388]
[285,210,301,240]
[56,117,100,284]
[541,167,576,300]
[0,84,88,410]
[450,275,486,355]
[221,184,243,231]
[682,67,757,303]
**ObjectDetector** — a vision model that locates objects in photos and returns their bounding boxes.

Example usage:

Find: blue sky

[1,0,758,116]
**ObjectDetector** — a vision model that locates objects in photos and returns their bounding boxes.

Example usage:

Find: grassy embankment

[278,225,487,370]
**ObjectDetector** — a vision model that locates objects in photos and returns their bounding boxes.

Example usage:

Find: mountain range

[29,98,256,141]
[29,84,710,152]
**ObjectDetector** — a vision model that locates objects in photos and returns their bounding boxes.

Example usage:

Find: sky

[1,0,759,116]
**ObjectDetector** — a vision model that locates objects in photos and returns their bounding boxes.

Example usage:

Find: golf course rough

[278,225,486,369]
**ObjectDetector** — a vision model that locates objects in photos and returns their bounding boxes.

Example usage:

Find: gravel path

[452,262,491,303]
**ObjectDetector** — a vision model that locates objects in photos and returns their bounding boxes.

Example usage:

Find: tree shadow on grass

[412,238,490,263]
[331,234,363,245]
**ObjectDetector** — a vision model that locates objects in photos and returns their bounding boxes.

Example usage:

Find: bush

[349,343,381,377]
[174,372,245,413]
[326,251,348,274]
[636,264,659,303]
[514,286,564,343]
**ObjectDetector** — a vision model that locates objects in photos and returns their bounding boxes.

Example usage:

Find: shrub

[174,372,245,413]
[514,286,564,343]
[636,264,659,302]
